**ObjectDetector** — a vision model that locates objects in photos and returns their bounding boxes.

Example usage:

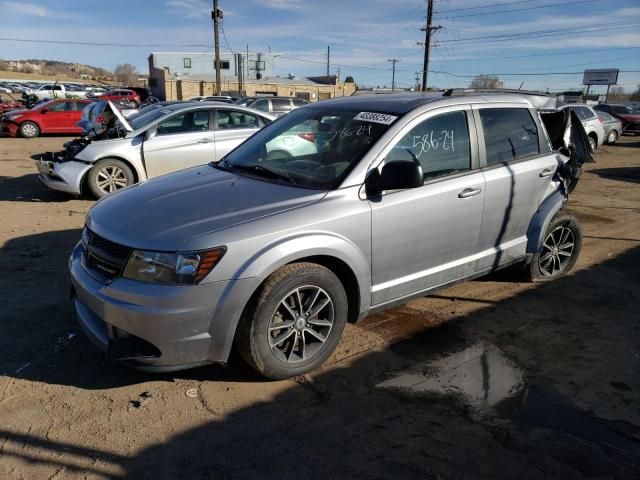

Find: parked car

[35,102,276,197]
[596,111,623,144]
[593,104,640,135]
[93,89,141,105]
[69,92,590,378]
[233,96,261,106]
[562,104,604,151]
[24,83,88,100]
[248,96,309,116]
[0,85,13,94]
[1,98,93,137]
[125,87,153,103]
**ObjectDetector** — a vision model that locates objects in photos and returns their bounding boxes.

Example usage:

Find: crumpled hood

[86,165,327,251]
[2,108,29,118]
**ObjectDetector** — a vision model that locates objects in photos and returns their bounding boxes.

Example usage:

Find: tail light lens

[297,132,315,142]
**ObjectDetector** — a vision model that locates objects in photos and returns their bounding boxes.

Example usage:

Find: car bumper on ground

[69,242,256,371]
[36,159,92,195]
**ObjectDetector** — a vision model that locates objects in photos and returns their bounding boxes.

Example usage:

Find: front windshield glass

[611,105,633,115]
[221,107,398,189]
[130,107,176,130]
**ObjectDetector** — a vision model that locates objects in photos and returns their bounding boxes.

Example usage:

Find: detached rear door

[143,108,215,178]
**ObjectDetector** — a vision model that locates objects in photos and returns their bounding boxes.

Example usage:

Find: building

[148,51,356,101]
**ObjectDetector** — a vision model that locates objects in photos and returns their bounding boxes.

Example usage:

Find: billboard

[583,69,619,86]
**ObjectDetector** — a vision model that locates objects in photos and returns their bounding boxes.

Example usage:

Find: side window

[390,110,471,180]
[156,111,210,135]
[569,107,586,120]
[293,99,307,107]
[53,85,63,91]
[252,99,270,112]
[73,101,89,111]
[580,107,596,120]
[217,110,259,129]
[271,98,291,112]
[47,102,71,112]
[479,108,539,166]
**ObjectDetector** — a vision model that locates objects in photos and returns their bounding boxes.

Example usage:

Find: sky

[0,0,639,93]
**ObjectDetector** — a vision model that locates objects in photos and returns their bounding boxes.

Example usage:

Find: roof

[308,91,562,114]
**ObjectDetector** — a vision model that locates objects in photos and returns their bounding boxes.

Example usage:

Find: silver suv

[70,92,591,379]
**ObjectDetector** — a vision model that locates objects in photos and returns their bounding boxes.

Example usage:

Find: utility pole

[212,0,222,94]
[388,59,400,91]
[326,46,330,77]
[421,0,441,91]
[414,71,421,91]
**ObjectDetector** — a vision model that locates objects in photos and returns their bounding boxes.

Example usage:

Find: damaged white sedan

[35,101,277,198]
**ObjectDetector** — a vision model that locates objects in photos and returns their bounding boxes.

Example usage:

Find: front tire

[87,159,134,198]
[527,213,582,282]
[20,121,40,138]
[236,263,348,379]
[588,135,597,152]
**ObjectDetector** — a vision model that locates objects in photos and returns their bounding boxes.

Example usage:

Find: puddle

[378,343,523,408]
[378,342,640,465]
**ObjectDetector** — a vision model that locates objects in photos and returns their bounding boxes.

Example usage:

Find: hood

[77,101,133,134]
[86,166,327,251]
[1,108,29,117]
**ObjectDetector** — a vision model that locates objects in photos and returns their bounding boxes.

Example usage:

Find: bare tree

[631,84,640,101]
[469,74,501,89]
[607,86,629,103]
[114,63,138,86]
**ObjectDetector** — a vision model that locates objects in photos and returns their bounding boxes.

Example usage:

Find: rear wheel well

[82,156,139,194]
[588,131,598,143]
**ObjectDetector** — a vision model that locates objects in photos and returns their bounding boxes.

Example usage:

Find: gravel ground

[1,134,639,479]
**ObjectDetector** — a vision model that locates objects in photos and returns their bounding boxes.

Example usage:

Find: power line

[0,37,212,48]
[437,0,542,13]
[430,46,640,62]
[437,0,598,19]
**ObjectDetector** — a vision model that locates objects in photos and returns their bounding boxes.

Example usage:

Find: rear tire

[606,130,618,144]
[20,121,40,138]
[236,263,348,379]
[527,213,582,282]
[87,159,134,198]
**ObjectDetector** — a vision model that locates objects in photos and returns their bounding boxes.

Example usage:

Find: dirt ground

[1,134,639,479]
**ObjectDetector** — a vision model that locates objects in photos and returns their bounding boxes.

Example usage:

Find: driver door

[369,107,485,306]
[143,108,215,178]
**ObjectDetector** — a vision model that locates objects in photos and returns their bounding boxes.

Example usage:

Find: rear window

[479,108,539,165]
[271,99,292,111]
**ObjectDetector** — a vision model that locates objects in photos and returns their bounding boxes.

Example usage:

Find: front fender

[206,232,371,362]
[526,189,567,253]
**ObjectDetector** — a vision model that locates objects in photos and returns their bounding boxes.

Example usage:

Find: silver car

[563,104,605,151]
[36,102,275,198]
[70,92,590,379]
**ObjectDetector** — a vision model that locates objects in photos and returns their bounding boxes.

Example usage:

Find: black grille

[83,228,132,282]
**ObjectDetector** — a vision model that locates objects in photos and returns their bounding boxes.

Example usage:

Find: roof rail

[443,88,555,98]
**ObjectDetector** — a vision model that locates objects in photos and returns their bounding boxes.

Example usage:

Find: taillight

[297,132,314,142]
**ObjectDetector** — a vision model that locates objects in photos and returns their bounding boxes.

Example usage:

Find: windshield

[611,105,634,115]
[130,107,178,130]
[220,107,398,189]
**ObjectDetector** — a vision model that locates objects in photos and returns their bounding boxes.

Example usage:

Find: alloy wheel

[96,166,128,194]
[21,123,37,137]
[539,224,575,277]
[268,285,334,363]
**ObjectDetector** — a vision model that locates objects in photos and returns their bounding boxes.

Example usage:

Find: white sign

[583,69,619,86]
[353,111,398,125]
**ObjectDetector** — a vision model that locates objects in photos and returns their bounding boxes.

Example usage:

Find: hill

[0,59,113,81]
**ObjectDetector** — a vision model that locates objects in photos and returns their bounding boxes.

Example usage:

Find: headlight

[7,114,22,121]
[122,247,226,285]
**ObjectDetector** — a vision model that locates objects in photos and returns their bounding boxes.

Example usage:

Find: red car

[593,104,640,135]
[0,99,92,138]
[96,89,140,105]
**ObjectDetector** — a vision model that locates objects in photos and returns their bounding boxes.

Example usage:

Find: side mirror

[146,126,157,140]
[367,160,423,196]
[40,108,48,114]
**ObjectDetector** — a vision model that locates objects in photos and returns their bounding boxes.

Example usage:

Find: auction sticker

[353,111,398,125]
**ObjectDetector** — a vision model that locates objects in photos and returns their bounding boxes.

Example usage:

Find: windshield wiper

[229,164,297,185]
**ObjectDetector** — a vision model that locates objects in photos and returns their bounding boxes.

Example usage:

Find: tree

[630,84,640,101]
[344,75,355,83]
[114,63,138,86]
[469,74,501,89]
[607,86,628,103]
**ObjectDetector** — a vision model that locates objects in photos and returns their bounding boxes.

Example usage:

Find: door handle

[539,167,555,177]
[458,187,482,198]
[198,138,214,143]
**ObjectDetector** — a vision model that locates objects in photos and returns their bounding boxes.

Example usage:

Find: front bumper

[621,121,640,134]
[1,121,18,137]
[35,159,92,195]
[69,242,257,371]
